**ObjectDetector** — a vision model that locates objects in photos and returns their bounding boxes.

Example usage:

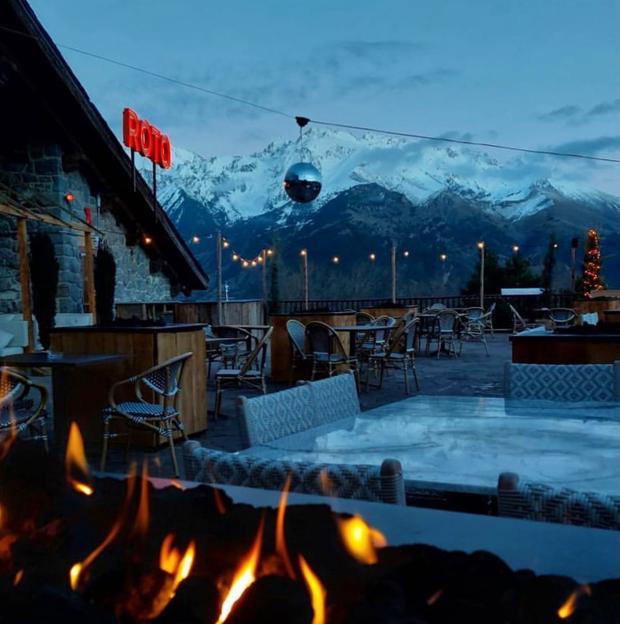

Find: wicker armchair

[459,313,490,356]
[0,367,48,449]
[355,311,374,325]
[427,310,460,358]
[484,302,496,335]
[305,321,359,387]
[549,308,577,329]
[367,319,420,393]
[286,319,309,384]
[100,352,193,476]
[497,472,620,530]
[214,327,273,419]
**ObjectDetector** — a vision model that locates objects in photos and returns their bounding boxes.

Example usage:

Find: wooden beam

[16,217,34,352]
[83,230,97,324]
[0,201,94,233]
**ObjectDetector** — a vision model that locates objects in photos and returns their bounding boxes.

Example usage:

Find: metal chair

[549,308,577,329]
[367,319,420,394]
[100,352,193,476]
[286,319,309,384]
[305,321,359,386]
[484,302,496,335]
[459,313,490,356]
[427,310,460,358]
[214,326,258,368]
[214,327,273,420]
[0,367,48,449]
[497,472,620,530]
[508,303,540,333]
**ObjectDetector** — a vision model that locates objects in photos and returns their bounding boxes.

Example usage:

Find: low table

[0,352,125,451]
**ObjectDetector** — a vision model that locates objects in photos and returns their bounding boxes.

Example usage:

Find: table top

[146,477,620,583]
[334,324,393,332]
[215,324,271,330]
[50,323,206,334]
[242,394,620,495]
[206,336,247,345]
[0,352,126,367]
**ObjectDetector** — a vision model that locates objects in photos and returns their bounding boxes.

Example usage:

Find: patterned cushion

[498,479,620,530]
[307,372,360,426]
[183,443,404,505]
[240,383,315,446]
[506,363,616,402]
[103,402,178,417]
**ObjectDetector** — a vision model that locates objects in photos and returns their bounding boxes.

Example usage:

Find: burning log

[0,436,618,623]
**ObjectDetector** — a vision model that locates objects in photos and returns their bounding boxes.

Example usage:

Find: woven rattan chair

[497,472,620,530]
[100,352,193,476]
[305,321,359,387]
[549,308,577,329]
[286,319,309,384]
[427,310,460,358]
[214,326,273,420]
[0,367,48,449]
[367,319,420,394]
[484,302,496,335]
[355,311,374,325]
[459,313,490,356]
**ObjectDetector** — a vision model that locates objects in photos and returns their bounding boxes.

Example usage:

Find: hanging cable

[307,118,620,163]
[2,24,618,164]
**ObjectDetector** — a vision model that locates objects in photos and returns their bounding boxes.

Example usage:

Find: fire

[131,462,150,539]
[69,468,138,590]
[336,515,387,564]
[275,474,295,578]
[169,478,185,490]
[216,518,264,623]
[65,422,93,496]
[299,555,326,624]
[159,533,196,595]
[13,569,24,586]
[318,469,336,498]
[558,584,592,619]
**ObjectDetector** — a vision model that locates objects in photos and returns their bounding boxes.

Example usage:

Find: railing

[270,293,576,329]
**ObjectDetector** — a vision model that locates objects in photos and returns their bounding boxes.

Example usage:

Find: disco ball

[283,162,322,203]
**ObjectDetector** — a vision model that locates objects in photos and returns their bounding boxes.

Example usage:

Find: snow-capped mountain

[146,128,620,297]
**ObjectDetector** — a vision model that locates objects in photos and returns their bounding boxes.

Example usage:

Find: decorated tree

[582,228,604,298]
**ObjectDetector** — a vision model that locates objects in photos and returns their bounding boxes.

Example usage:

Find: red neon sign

[123,108,172,169]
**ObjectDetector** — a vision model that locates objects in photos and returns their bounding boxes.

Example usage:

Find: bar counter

[50,323,207,450]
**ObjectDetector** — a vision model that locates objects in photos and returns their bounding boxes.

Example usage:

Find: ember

[0,438,618,623]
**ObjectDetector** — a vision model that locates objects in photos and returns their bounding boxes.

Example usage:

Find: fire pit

[0,428,618,623]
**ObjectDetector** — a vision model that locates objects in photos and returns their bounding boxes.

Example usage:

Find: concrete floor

[36,333,511,477]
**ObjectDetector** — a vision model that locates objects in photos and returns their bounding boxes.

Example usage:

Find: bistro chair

[305,321,359,387]
[484,302,496,335]
[286,319,309,384]
[356,311,374,325]
[549,308,577,329]
[427,310,460,358]
[458,313,490,356]
[367,319,420,394]
[100,352,193,477]
[214,326,257,368]
[214,327,273,420]
[497,472,620,530]
[508,303,540,334]
[0,367,48,449]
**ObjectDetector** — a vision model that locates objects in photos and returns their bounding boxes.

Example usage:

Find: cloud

[586,98,620,117]
[552,136,620,156]
[331,40,424,61]
[537,104,582,122]
[396,68,458,89]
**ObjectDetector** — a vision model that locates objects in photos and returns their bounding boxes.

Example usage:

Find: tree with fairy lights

[582,228,604,298]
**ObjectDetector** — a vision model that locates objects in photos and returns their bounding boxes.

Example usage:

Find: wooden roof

[0,0,208,292]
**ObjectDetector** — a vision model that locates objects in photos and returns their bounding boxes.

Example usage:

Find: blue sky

[29,0,620,194]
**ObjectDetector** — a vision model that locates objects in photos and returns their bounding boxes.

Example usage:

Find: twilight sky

[29,0,620,194]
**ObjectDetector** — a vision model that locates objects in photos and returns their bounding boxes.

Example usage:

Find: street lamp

[477,241,485,308]
[300,249,309,311]
[512,244,520,253]
[440,253,447,262]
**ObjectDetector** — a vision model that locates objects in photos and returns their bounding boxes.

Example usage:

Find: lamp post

[391,240,397,304]
[300,249,308,311]
[477,241,485,308]
[216,231,223,324]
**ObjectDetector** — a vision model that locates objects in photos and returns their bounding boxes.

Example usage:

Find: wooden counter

[511,332,620,364]
[50,324,207,450]
[269,311,356,382]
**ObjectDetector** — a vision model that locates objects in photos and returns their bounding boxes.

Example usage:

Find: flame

[336,515,387,564]
[318,469,336,498]
[216,517,264,623]
[0,504,18,562]
[558,584,592,619]
[212,486,227,515]
[69,467,138,590]
[159,534,196,595]
[299,555,326,624]
[275,474,295,578]
[65,422,93,496]
[426,589,443,605]
[169,478,185,490]
[13,569,24,586]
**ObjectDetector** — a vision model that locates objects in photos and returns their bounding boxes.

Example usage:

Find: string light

[267,249,273,256]
[369,253,376,261]
[553,242,559,249]
[222,239,230,248]
[64,192,75,203]
[403,250,410,257]
[143,235,153,245]
[232,253,239,261]
[332,256,340,264]
[191,235,200,244]
[440,253,447,261]
[512,244,520,253]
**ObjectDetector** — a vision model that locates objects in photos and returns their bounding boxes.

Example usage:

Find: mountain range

[149,128,620,299]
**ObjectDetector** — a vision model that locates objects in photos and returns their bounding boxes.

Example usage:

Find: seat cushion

[103,402,178,418]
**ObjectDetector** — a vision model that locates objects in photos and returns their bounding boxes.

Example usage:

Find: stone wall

[0,142,172,315]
